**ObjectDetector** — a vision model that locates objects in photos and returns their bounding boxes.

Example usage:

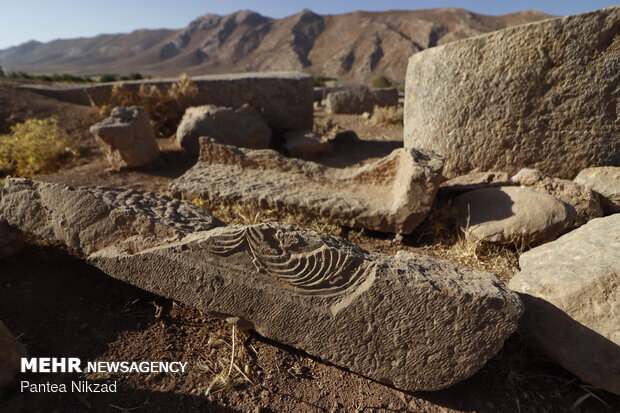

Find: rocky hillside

[0,8,552,83]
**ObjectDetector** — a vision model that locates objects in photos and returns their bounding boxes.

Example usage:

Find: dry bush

[99,74,198,137]
[0,117,77,179]
[371,106,403,126]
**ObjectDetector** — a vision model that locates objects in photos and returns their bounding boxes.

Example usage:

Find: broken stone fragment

[509,214,620,395]
[169,139,444,234]
[0,178,522,392]
[439,171,512,195]
[90,106,160,170]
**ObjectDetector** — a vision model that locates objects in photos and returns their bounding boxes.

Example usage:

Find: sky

[0,0,617,49]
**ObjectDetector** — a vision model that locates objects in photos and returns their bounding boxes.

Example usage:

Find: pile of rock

[5,6,618,399]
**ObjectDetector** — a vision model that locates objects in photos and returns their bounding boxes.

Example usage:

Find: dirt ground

[1,80,618,412]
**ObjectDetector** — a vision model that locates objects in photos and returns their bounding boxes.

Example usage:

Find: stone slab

[0,178,522,392]
[509,214,620,395]
[169,139,444,234]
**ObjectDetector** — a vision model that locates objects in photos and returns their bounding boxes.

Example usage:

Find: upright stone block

[404,7,620,178]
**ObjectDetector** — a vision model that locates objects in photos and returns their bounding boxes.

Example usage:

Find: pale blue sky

[0,1,617,49]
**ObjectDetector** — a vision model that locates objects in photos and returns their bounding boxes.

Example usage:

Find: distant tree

[128,72,143,80]
[0,66,4,78]
[99,74,117,83]
[313,75,337,87]
[372,75,392,89]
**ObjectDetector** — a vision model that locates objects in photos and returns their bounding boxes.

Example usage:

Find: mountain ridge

[0,8,554,83]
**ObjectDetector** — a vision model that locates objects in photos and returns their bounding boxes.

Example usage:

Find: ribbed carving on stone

[201,223,369,296]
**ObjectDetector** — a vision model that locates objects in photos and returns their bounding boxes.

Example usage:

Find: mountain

[0,8,553,83]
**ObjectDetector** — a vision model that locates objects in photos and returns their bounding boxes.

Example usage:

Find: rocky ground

[0,80,618,412]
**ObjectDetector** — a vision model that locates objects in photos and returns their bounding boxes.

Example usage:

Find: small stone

[511,168,603,225]
[283,130,331,157]
[90,106,160,170]
[439,171,512,194]
[176,104,271,154]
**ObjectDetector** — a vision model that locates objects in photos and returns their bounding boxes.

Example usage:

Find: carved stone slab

[168,139,444,234]
[0,179,522,392]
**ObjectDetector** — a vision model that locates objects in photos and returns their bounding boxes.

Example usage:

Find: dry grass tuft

[410,199,520,282]
[371,106,403,126]
[99,74,198,138]
[0,116,77,179]
[198,325,254,396]
[190,198,344,238]
[418,236,520,283]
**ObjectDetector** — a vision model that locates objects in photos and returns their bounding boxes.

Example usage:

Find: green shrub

[0,117,77,178]
[371,75,392,89]
[0,70,92,83]
[129,73,144,80]
[313,75,337,87]
[99,74,117,83]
